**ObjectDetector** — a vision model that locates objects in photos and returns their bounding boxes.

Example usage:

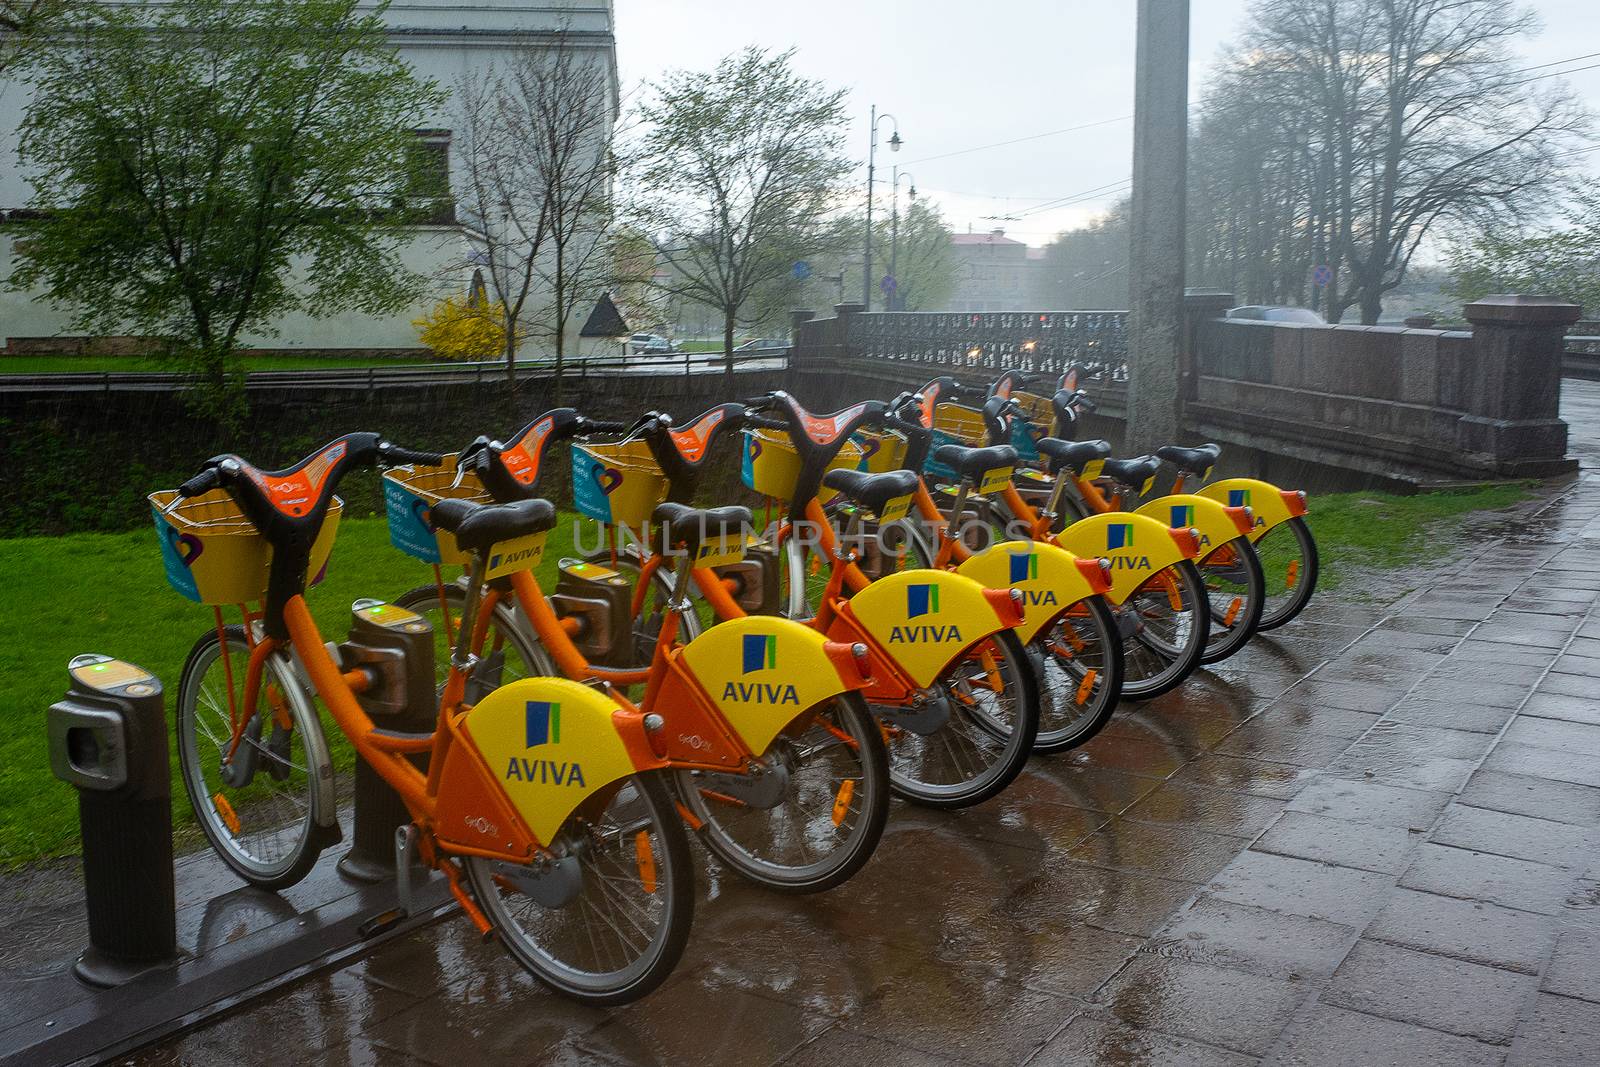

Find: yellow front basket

[741,428,863,504]
[150,488,342,605]
[572,439,670,529]
[383,458,492,565]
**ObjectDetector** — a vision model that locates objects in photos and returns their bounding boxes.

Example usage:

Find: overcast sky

[613,0,1600,249]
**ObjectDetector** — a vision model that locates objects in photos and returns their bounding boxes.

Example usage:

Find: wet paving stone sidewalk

[130,385,1600,1066]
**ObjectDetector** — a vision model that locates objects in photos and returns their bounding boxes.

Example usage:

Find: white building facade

[0,0,618,355]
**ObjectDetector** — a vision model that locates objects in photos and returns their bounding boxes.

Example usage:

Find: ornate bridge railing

[794,309,1129,386]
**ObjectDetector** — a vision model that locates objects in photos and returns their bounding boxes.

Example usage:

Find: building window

[404,129,454,225]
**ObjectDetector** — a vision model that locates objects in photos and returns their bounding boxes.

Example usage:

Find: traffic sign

[1312,264,1333,287]
[880,274,897,294]
[793,261,812,280]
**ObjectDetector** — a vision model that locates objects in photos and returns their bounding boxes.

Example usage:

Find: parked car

[734,338,789,352]
[1225,305,1327,324]
[628,332,680,354]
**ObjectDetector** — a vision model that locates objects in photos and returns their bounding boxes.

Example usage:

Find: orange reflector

[213,793,240,834]
[832,780,855,826]
[1224,597,1242,628]
[1065,626,1086,651]
[1285,560,1300,590]
[634,831,657,893]
[1164,576,1184,612]
[1075,669,1098,706]
[674,801,704,831]
[810,552,823,576]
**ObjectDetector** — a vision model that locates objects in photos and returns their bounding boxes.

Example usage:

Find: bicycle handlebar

[378,442,445,468]
[177,468,222,498]
[744,413,789,432]
[581,419,630,435]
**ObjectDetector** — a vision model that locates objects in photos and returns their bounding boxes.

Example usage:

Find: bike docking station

[1,654,459,1067]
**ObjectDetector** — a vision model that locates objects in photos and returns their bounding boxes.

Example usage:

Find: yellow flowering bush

[413,296,519,361]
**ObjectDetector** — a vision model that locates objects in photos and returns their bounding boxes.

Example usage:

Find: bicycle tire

[675,690,889,894]
[1197,536,1266,664]
[1030,594,1125,753]
[1254,516,1319,631]
[1120,559,1211,699]
[466,769,694,1005]
[176,625,331,890]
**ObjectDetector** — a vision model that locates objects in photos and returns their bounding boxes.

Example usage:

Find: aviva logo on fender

[1007,551,1057,607]
[1009,552,1039,583]
[1228,488,1251,508]
[1104,522,1153,571]
[906,583,940,618]
[727,633,797,705]
[506,701,586,787]
[892,582,962,644]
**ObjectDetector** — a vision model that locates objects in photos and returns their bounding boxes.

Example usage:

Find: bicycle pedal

[358,906,408,939]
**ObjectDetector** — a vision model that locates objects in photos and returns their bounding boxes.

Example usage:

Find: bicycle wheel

[1197,537,1266,664]
[392,582,556,694]
[675,691,889,894]
[467,770,693,1005]
[579,547,714,664]
[776,526,831,621]
[1030,595,1124,753]
[878,627,1040,808]
[1118,560,1211,700]
[1253,516,1319,631]
[176,625,333,890]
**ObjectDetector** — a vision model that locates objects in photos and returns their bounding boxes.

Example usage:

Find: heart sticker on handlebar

[748,437,764,461]
[592,465,624,495]
[411,499,432,529]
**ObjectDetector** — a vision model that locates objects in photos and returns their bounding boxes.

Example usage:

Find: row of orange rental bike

[151,366,1318,1004]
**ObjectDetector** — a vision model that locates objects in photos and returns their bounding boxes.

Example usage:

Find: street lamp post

[863,105,901,312]
[889,168,915,312]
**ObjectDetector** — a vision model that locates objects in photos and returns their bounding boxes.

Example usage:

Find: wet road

[129,382,1600,1066]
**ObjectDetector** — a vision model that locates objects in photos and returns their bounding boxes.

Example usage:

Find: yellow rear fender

[956,541,1103,645]
[677,616,859,756]
[843,569,1010,688]
[1054,512,1189,605]
[1196,478,1309,543]
[1135,494,1252,558]
[460,677,643,846]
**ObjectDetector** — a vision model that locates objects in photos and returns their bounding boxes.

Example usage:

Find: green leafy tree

[7,0,445,419]
[630,47,851,380]
[0,0,62,76]
[1444,187,1600,314]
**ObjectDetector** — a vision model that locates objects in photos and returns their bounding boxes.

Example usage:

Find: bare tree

[451,31,617,396]
[630,47,851,380]
[506,37,618,399]
[1189,0,1587,322]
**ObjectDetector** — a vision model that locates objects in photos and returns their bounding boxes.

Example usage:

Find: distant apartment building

[948,229,1053,313]
[0,0,617,354]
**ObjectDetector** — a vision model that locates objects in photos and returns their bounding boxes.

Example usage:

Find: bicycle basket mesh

[383,459,492,565]
[571,439,670,529]
[740,428,862,504]
[149,488,342,604]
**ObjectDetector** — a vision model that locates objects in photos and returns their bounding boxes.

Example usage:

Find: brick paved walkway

[133,382,1600,1067]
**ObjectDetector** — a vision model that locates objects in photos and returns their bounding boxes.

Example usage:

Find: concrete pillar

[789,309,816,338]
[1126,0,1191,451]
[1458,295,1580,476]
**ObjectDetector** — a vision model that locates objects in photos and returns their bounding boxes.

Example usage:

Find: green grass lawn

[0,512,588,868]
[1300,482,1532,591]
[0,481,1535,867]
[0,353,438,374]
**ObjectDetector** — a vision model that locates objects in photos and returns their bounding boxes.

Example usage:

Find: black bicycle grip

[580,419,629,434]
[744,414,789,432]
[177,467,221,498]
[379,442,445,467]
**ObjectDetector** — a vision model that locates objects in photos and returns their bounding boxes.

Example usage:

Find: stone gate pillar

[1459,295,1580,477]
